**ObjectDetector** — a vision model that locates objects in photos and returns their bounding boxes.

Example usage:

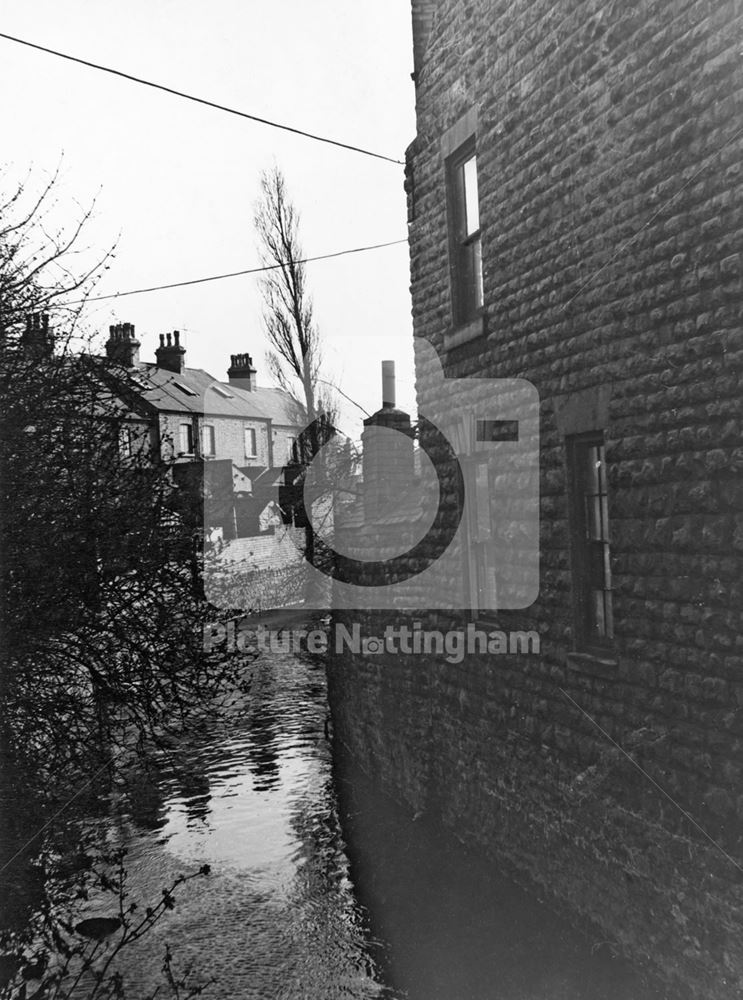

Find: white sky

[1,1,417,433]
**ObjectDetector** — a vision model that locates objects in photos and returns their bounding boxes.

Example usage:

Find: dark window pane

[568,435,613,646]
[592,590,606,636]
[586,495,602,540]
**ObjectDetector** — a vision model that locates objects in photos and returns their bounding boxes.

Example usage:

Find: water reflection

[176,767,212,826]
[93,631,385,1000]
[51,625,667,1000]
[245,708,281,792]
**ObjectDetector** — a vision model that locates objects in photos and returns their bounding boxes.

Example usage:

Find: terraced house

[102,322,303,541]
[328,2,743,997]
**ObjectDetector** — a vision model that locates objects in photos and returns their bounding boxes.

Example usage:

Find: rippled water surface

[59,626,665,1000]
[87,635,383,999]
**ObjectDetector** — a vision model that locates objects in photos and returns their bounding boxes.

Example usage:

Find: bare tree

[0,169,250,1000]
[0,168,251,879]
[254,168,342,578]
[0,162,114,336]
[254,167,338,453]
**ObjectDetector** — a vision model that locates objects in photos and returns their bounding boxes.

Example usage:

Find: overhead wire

[67,238,409,303]
[0,32,405,166]
[2,30,410,413]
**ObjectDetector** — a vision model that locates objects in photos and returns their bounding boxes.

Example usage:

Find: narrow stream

[30,629,665,999]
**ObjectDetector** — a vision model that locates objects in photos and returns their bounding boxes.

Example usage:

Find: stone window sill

[566,650,618,678]
[444,314,485,351]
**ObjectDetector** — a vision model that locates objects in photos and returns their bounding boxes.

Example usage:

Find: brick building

[328,1,743,996]
[101,322,303,538]
[103,324,299,472]
[99,322,310,606]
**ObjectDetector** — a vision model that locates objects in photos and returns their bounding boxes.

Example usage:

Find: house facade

[104,324,299,475]
[101,323,308,606]
[327,2,743,996]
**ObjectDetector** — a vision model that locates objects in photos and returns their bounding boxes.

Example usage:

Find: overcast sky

[1,1,417,431]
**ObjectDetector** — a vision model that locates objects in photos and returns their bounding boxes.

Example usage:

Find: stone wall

[328,1,743,996]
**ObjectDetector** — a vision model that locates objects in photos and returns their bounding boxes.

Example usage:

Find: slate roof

[105,361,301,426]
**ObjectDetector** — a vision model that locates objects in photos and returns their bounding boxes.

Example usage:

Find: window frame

[566,432,614,652]
[446,139,484,329]
[179,421,194,456]
[244,426,257,459]
[173,380,198,397]
[465,455,498,612]
[201,423,216,457]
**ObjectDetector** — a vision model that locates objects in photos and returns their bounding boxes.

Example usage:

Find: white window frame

[179,422,194,455]
[244,427,257,458]
[201,424,216,457]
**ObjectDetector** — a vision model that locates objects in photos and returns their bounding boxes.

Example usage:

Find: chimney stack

[105,321,140,367]
[382,359,396,408]
[22,313,53,358]
[155,330,187,374]
[227,352,257,391]
[362,360,414,520]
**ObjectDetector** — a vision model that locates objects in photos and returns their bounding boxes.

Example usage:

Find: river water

[43,628,665,1000]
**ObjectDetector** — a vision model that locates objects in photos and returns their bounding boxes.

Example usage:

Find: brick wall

[206,525,309,610]
[205,414,270,466]
[158,412,271,466]
[218,525,307,572]
[271,424,298,467]
[328,1,743,996]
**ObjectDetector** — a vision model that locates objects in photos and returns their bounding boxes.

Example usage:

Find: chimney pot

[155,328,186,373]
[104,319,140,366]
[22,312,54,358]
[382,360,396,409]
[227,350,258,391]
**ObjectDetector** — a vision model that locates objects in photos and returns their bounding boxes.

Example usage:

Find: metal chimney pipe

[382,360,395,408]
